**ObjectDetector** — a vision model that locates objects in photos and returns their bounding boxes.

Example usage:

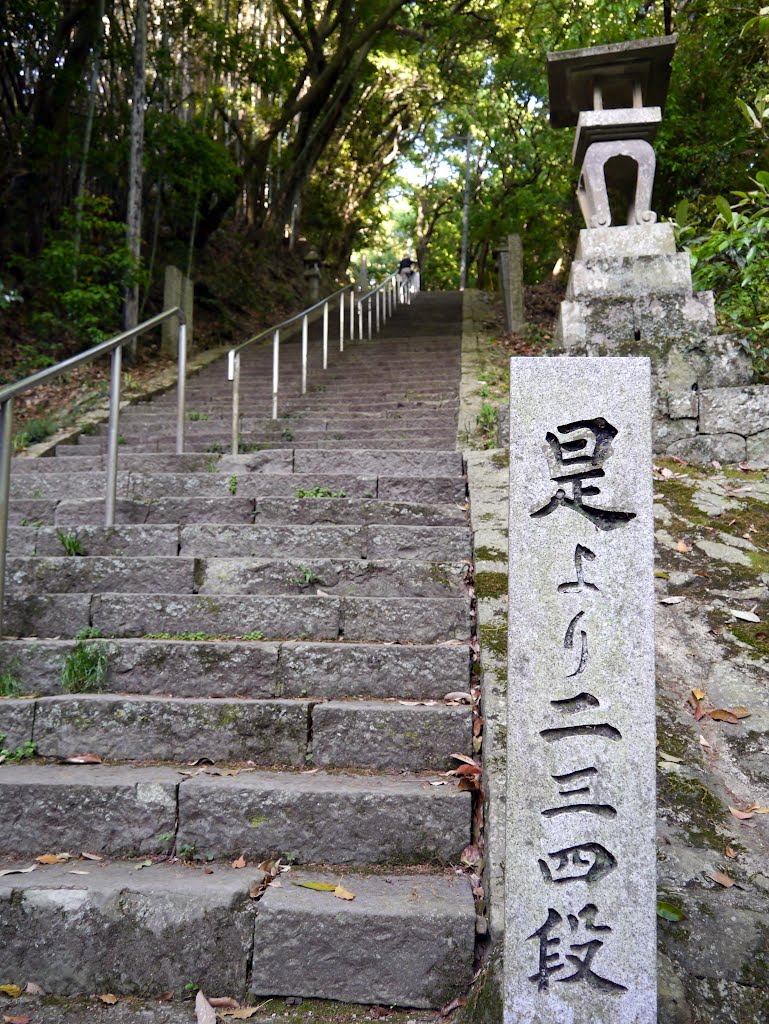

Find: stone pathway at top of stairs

[0,291,476,1009]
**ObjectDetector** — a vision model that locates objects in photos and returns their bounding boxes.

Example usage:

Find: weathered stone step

[43,495,466,528]
[0,637,470,699]
[1,695,470,768]
[0,764,469,864]
[5,556,196,595]
[6,524,179,557]
[250,870,474,1007]
[0,863,474,1007]
[84,593,469,643]
[105,437,457,454]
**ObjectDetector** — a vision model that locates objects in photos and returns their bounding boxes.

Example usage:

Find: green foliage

[57,530,84,556]
[0,736,37,764]
[21,195,142,344]
[0,280,22,311]
[0,662,21,697]
[61,627,110,693]
[228,474,238,495]
[476,402,499,449]
[295,486,345,498]
[290,567,318,587]
[14,416,56,451]
[678,174,769,380]
[188,411,209,422]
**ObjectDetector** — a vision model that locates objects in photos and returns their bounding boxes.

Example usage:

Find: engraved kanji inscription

[538,843,617,885]
[542,767,616,819]
[528,904,627,993]
[530,419,637,531]
[558,545,599,593]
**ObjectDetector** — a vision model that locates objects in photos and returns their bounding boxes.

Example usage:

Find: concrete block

[251,871,475,1007]
[312,701,471,771]
[178,770,470,863]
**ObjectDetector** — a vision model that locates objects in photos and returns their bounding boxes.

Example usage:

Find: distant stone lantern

[303,248,321,302]
[547,35,677,229]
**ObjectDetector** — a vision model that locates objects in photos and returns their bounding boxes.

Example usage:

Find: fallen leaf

[693,702,706,722]
[660,596,686,605]
[729,609,761,623]
[449,752,477,767]
[0,987,23,999]
[443,692,472,703]
[35,853,69,865]
[0,866,36,878]
[658,751,683,763]
[691,688,706,701]
[725,847,737,859]
[397,699,436,706]
[334,884,355,901]
[429,780,448,787]
[204,867,214,875]
[745,803,769,813]
[729,706,752,719]
[699,735,711,749]
[231,855,246,869]
[729,806,755,820]
[654,570,670,579]
[63,753,102,764]
[189,757,215,766]
[676,540,690,553]
[705,870,737,888]
[3,1015,32,1023]
[68,870,89,875]
[453,763,482,776]
[135,860,153,870]
[708,709,740,724]
[208,997,240,1009]
[97,994,119,1005]
[222,1010,261,1020]
[80,852,103,862]
[460,844,481,868]
[439,995,467,1017]
[656,900,686,922]
[23,984,43,997]
[291,880,337,892]
[195,991,217,1024]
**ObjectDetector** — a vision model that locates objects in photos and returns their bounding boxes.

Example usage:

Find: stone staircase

[0,291,477,1008]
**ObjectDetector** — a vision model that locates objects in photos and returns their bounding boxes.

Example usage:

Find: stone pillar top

[547,35,677,128]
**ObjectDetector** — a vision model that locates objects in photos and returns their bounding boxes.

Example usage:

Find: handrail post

[301,314,308,394]
[368,297,373,340]
[350,288,355,341]
[376,290,381,332]
[339,291,345,352]
[357,299,363,341]
[104,344,122,527]
[231,351,240,454]
[272,329,280,419]
[175,318,187,455]
[0,398,14,639]
[323,301,329,369]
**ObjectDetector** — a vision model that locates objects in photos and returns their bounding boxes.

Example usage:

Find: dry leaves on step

[726,847,738,859]
[705,870,740,889]
[443,692,472,704]
[81,852,103,862]
[708,706,752,724]
[659,596,687,605]
[195,990,217,1024]
[35,852,71,865]
[62,753,102,765]
[439,995,467,1018]
[334,884,355,901]
[0,866,36,878]
[3,1016,32,1023]
[291,881,336,892]
[676,540,690,553]
[460,844,481,869]
[396,700,436,706]
[658,751,683,764]
[729,609,761,623]
[0,986,23,998]
[135,860,153,870]
[729,806,756,821]
[208,997,239,1009]
[97,994,119,1005]
[221,1008,262,1019]
[231,855,246,869]
[745,802,769,813]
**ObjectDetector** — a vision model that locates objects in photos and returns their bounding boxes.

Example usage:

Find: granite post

[161,265,193,355]
[507,234,525,334]
[505,357,656,1024]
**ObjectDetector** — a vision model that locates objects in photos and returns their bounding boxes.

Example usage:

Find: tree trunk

[124,0,146,362]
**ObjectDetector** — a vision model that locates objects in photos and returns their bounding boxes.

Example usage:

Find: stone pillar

[162,265,193,355]
[303,249,321,303]
[507,233,525,334]
[495,239,511,333]
[359,254,369,292]
[505,356,656,1024]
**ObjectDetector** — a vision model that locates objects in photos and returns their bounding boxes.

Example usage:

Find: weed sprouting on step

[475,402,499,449]
[61,627,111,693]
[295,486,346,498]
[281,428,294,441]
[0,660,21,697]
[0,735,37,763]
[206,441,225,454]
[228,474,238,495]
[117,434,126,445]
[57,530,84,556]
[143,630,265,641]
[289,566,318,588]
[13,416,56,452]
[242,630,265,640]
[188,411,209,421]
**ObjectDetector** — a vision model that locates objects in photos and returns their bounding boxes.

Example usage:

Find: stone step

[85,592,469,643]
[43,496,466,528]
[10,470,466,505]
[6,522,472,561]
[250,870,474,1007]
[5,556,196,595]
[105,437,457,454]
[1,695,470,768]
[0,764,469,863]
[0,637,471,699]
[0,863,474,1007]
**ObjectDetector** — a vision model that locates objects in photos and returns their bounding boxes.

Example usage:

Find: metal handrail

[357,268,419,340]
[226,283,359,453]
[0,307,187,637]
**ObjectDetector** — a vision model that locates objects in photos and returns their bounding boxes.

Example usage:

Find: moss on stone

[474,571,508,600]
[475,545,506,562]
[479,622,507,658]
[490,449,509,470]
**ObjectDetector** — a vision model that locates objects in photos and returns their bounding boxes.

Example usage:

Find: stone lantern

[303,248,321,302]
[547,35,677,230]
